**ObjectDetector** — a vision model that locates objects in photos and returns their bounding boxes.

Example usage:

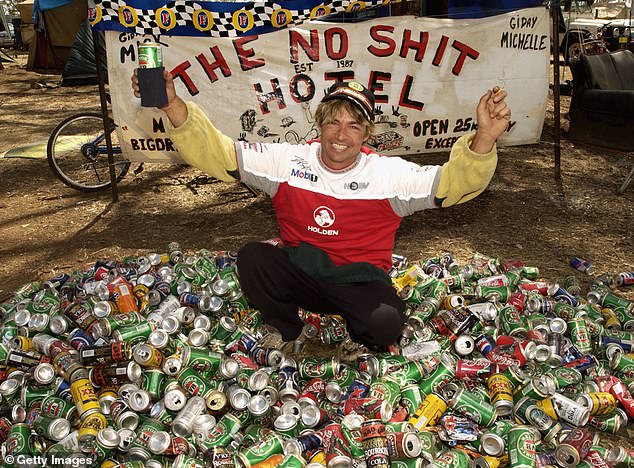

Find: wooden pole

[551,2,562,179]
[92,29,119,202]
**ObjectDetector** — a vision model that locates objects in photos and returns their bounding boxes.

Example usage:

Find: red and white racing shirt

[235,141,441,271]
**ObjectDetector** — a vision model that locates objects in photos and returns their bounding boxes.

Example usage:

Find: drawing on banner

[368,131,405,152]
[284,102,319,145]
[257,126,278,138]
[240,110,258,133]
[363,105,410,152]
[280,117,296,128]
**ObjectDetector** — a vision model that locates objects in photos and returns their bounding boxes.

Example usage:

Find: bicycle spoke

[47,113,130,191]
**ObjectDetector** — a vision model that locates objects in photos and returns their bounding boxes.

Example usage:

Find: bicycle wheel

[47,112,130,192]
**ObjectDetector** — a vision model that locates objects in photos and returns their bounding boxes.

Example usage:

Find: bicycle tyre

[47,112,130,192]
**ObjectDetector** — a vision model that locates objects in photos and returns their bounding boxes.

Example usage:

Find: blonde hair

[315,99,375,136]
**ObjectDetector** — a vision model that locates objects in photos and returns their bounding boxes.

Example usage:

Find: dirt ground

[1,53,632,301]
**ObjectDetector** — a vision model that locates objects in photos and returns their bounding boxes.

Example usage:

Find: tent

[60,19,106,86]
[26,0,105,85]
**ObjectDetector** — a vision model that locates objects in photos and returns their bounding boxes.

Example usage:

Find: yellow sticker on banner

[88,6,102,26]
[346,1,366,13]
[271,9,292,28]
[156,7,176,30]
[310,5,331,18]
[232,9,254,32]
[193,9,213,32]
[119,6,138,28]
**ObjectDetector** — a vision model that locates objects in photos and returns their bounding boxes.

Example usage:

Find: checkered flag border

[94,0,386,37]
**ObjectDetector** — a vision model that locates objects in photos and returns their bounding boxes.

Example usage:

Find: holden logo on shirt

[308,206,339,236]
[313,206,335,227]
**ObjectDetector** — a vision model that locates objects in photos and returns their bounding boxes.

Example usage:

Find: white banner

[107,7,550,162]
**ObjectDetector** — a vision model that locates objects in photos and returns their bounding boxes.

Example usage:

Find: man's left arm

[434,87,511,207]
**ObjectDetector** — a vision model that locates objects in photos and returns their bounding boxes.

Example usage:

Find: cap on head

[321,81,375,122]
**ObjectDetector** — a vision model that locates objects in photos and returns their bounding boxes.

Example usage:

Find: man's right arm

[167,101,239,182]
[161,95,189,129]
[131,69,238,182]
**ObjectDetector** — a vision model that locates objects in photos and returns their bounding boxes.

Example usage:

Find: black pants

[236,242,405,348]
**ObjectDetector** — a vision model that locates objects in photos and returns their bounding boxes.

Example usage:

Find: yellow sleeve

[435,132,498,207]
[167,101,238,182]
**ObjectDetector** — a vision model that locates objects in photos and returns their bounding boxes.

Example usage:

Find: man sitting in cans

[131,72,511,352]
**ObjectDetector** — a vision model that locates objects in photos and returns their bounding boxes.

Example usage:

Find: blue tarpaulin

[36,0,72,11]
[32,0,73,25]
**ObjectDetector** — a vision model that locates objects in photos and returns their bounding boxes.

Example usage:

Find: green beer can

[507,425,537,468]
[512,377,550,403]
[21,384,51,409]
[502,365,528,390]
[0,325,19,346]
[429,449,472,468]
[279,454,306,467]
[416,429,444,462]
[177,367,212,399]
[545,366,582,390]
[610,352,634,378]
[236,430,285,467]
[341,422,364,458]
[473,419,514,456]
[0,343,9,363]
[142,369,166,401]
[298,357,339,380]
[499,306,527,338]
[419,353,456,397]
[41,394,78,421]
[180,346,223,374]
[237,309,263,332]
[138,43,163,69]
[601,291,634,312]
[400,383,424,417]
[569,318,593,355]
[172,454,206,468]
[199,412,242,449]
[32,413,71,441]
[112,321,154,344]
[208,316,236,341]
[149,400,175,426]
[4,422,32,460]
[369,376,401,408]
[241,424,271,446]
[408,299,439,326]
[605,446,634,468]
[333,365,358,389]
[588,408,628,434]
[128,416,165,460]
[385,421,414,434]
[389,360,427,385]
[450,387,497,427]
[89,427,120,468]
[513,397,561,445]
[477,285,511,302]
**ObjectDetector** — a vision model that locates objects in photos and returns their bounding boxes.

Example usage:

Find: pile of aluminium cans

[0,242,633,468]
